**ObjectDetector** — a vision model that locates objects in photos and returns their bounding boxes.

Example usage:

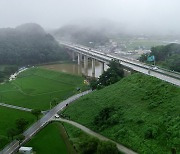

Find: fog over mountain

[0,0,180,35]
[0,23,69,65]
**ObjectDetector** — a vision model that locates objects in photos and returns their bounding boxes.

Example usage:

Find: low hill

[15,23,45,34]
[0,23,70,65]
[63,73,180,153]
[53,24,109,47]
[139,43,180,72]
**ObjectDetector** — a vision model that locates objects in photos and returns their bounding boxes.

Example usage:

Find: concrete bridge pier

[92,58,95,77]
[84,55,88,75]
[101,62,105,74]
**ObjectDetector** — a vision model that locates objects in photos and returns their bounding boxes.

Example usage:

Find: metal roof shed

[19,147,33,154]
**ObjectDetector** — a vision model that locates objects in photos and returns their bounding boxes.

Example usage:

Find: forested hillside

[64,73,180,153]
[0,23,70,65]
[139,43,180,72]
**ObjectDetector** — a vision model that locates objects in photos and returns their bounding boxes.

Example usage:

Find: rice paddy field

[25,122,74,154]
[0,67,86,110]
[0,106,35,149]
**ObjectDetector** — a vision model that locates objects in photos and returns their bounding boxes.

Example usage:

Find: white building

[9,74,16,81]
[19,147,33,154]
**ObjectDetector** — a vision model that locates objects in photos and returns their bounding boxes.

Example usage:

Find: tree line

[139,43,180,72]
[0,65,18,82]
[90,60,124,90]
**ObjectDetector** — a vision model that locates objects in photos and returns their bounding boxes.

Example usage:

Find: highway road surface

[59,41,180,86]
[0,90,91,154]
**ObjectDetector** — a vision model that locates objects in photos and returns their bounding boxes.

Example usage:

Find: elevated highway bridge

[59,41,180,86]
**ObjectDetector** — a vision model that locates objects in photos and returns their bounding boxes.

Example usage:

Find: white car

[54,114,60,118]
[152,66,158,70]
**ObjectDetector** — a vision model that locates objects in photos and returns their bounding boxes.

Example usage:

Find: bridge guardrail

[117,58,180,80]
[93,49,180,80]
[61,42,180,81]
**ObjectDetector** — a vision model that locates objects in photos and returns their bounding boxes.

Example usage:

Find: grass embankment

[0,106,35,149]
[0,67,86,110]
[63,122,92,153]
[25,122,74,154]
[63,123,119,154]
[63,73,180,153]
[25,122,119,154]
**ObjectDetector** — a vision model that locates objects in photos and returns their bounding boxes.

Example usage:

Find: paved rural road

[0,103,32,112]
[53,118,137,154]
[0,90,91,154]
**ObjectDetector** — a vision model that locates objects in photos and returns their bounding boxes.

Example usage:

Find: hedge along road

[53,118,137,154]
[0,90,91,154]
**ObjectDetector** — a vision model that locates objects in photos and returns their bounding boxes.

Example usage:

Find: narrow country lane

[53,118,137,154]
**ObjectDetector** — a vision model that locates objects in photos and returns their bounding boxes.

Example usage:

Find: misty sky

[0,0,180,34]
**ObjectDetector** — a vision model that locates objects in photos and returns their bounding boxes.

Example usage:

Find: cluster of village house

[9,67,28,81]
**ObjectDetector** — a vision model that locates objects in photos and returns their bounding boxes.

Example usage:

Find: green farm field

[63,73,180,153]
[126,39,167,50]
[114,37,167,50]
[0,106,35,149]
[25,122,73,154]
[0,67,86,110]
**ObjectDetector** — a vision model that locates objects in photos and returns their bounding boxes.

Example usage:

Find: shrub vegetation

[63,123,120,154]
[64,73,180,153]
[139,43,180,72]
[90,60,124,90]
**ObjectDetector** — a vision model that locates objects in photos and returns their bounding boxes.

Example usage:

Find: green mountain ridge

[0,23,70,65]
